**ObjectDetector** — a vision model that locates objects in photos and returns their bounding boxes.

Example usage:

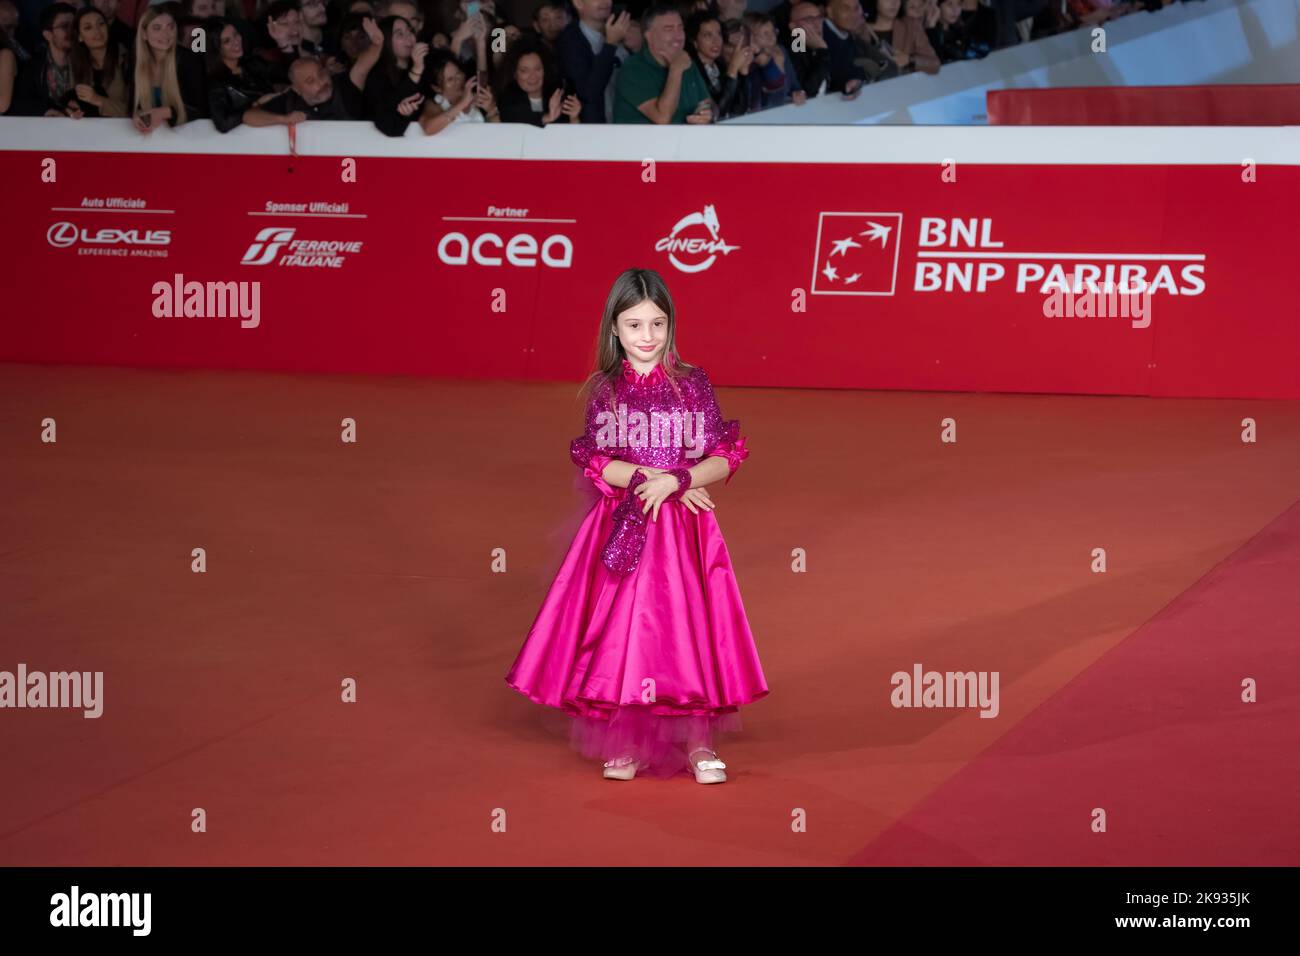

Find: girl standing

[505,268,768,784]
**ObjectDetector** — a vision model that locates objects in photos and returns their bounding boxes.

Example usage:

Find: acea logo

[241,227,362,268]
[655,204,738,274]
[46,221,171,257]
[436,227,573,268]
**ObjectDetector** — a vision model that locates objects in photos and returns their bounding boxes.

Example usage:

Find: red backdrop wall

[4,148,1297,398]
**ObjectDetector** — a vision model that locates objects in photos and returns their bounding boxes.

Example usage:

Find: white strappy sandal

[687,748,727,784]
[602,754,640,780]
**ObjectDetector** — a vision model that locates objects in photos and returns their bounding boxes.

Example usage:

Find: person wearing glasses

[257,0,319,86]
[785,2,831,97]
[300,0,331,51]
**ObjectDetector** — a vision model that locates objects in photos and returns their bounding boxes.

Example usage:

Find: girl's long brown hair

[133,7,187,123]
[578,268,694,411]
[70,8,121,90]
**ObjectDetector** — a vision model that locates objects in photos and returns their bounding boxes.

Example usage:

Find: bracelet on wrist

[665,468,693,501]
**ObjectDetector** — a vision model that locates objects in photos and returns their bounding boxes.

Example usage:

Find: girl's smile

[615,300,669,374]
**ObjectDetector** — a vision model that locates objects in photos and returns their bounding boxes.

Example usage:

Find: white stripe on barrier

[2,116,1298,164]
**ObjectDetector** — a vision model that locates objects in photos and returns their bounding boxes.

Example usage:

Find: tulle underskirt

[541,705,744,779]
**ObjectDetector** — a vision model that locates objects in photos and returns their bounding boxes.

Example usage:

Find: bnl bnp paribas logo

[655,204,739,274]
[810,212,904,295]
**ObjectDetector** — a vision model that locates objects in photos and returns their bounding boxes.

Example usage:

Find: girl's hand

[133,107,167,133]
[678,487,715,515]
[543,86,563,123]
[457,75,477,110]
[634,472,685,521]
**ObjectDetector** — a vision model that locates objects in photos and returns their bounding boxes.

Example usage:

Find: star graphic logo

[811,213,903,296]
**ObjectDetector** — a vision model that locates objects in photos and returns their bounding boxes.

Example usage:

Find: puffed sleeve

[695,368,749,485]
[569,378,618,497]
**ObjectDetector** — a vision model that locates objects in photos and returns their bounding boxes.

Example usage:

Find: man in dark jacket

[556,0,629,124]
[15,2,76,116]
[822,0,896,94]
[242,54,363,124]
[786,1,831,97]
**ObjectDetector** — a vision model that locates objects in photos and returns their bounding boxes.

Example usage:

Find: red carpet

[852,500,1300,865]
[1,363,1297,865]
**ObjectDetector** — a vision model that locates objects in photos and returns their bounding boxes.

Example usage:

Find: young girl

[363,15,427,137]
[505,268,769,784]
[132,7,195,132]
[67,6,129,118]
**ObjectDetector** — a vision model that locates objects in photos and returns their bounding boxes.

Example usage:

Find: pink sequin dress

[505,359,769,778]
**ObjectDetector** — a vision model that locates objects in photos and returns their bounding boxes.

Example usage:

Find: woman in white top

[418,48,499,133]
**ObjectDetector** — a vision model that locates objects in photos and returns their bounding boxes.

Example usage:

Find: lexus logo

[46,222,78,248]
[46,221,172,248]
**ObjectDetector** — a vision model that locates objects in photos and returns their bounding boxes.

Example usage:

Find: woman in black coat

[495,37,578,127]
[205,17,277,132]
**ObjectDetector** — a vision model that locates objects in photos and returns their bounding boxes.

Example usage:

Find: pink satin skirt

[506,489,769,778]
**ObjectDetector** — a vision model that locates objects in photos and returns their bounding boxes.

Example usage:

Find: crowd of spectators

[0,0,1192,130]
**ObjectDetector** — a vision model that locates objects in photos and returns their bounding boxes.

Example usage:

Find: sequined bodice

[574,360,729,469]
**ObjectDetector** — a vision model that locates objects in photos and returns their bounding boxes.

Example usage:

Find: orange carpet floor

[1,362,1297,866]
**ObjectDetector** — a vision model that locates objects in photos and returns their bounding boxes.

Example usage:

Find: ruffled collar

[621,357,668,387]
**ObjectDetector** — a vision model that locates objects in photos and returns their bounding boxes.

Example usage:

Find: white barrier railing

[1,115,1298,164]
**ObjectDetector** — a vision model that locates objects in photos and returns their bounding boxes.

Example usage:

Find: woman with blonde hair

[132,6,206,131]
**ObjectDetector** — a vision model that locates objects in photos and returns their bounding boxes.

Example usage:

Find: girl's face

[615,300,669,366]
[440,61,466,100]
[79,11,108,49]
[220,23,242,59]
[515,52,543,94]
[877,0,901,17]
[940,0,961,23]
[341,24,365,58]
[146,14,176,55]
[694,19,721,60]
[904,0,925,17]
[390,18,415,58]
[752,21,776,49]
